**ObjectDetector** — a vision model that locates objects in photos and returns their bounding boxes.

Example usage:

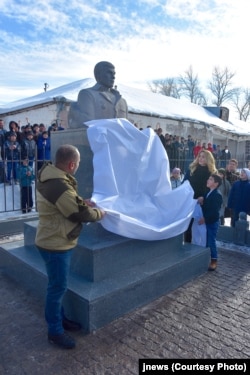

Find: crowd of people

[0,118,64,213]
[154,124,250,273]
[1,119,250,271]
[155,128,238,174]
[170,144,250,271]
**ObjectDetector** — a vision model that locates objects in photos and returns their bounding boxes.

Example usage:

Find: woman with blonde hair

[183,149,217,242]
[185,150,217,197]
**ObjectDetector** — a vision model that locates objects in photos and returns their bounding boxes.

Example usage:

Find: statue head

[94,61,115,89]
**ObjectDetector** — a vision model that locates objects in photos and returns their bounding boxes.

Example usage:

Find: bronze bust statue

[68,61,128,128]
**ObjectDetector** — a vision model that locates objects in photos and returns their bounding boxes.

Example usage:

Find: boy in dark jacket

[198,174,222,271]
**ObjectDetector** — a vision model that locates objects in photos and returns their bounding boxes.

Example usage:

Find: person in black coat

[198,174,222,271]
[182,149,217,242]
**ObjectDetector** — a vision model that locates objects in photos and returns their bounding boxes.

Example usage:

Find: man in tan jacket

[36,144,105,349]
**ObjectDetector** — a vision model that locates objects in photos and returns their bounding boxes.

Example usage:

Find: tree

[178,65,207,105]
[147,78,181,98]
[208,66,239,106]
[232,88,250,121]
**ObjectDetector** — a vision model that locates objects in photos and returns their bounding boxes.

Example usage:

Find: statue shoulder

[78,84,102,102]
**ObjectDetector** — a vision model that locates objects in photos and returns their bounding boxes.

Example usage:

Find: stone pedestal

[0,128,210,332]
[0,221,210,332]
[50,128,94,198]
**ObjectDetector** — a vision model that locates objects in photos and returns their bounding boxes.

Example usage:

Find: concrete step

[0,229,210,332]
[25,221,185,281]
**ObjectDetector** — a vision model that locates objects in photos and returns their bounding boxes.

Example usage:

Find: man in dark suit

[197,174,222,271]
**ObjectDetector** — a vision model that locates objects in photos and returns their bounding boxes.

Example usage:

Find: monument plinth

[0,128,210,333]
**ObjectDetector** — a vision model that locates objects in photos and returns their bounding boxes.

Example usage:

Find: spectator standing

[224,159,240,222]
[172,136,182,169]
[220,145,231,168]
[213,145,222,167]
[32,123,40,141]
[206,143,213,153]
[0,158,4,183]
[183,149,217,242]
[19,158,35,213]
[197,174,222,271]
[6,120,22,143]
[170,167,182,189]
[21,131,36,167]
[0,119,6,134]
[183,149,217,199]
[187,135,195,164]
[48,122,64,136]
[4,132,21,184]
[0,118,7,161]
[39,123,47,135]
[217,168,231,225]
[23,124,33,138]
[0,119,6,182]
[202,142,207,150]
[227,168,250,227]
[156,128,166,150]
[35,144,105,349]
[165,139,174,170]
[225,159,240,186]
[193,141,202,158]
[179,137,187,172]
[37,131,51,170]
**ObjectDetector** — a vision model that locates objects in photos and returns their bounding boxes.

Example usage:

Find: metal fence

[0,155,248,215]
[0,158,39,214]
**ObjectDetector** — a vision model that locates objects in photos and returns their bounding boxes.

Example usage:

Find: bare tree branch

[208,66,239,106]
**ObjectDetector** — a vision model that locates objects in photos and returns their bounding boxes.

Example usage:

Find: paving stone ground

[0,246,250,375]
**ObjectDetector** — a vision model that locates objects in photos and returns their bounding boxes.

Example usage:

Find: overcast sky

[0,0,249,104]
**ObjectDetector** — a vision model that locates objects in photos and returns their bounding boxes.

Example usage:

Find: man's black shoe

[63,317,82,331]
[48,332,75,349]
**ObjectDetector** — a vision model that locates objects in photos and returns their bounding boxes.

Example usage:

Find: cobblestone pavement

[0,247,250,375]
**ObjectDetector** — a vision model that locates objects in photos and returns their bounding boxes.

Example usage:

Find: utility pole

[44,83,49,92]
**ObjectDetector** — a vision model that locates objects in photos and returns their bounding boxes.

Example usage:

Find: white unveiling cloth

[86,118,196,241]
[191,202,207,247]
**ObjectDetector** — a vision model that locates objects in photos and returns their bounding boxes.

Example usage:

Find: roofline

[1,100,250,139]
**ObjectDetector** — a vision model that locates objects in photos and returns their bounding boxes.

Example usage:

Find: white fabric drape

[86,118,196,241]
[191,202,207,247]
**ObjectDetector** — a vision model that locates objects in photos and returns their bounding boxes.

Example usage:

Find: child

[170,167,182,189]
[197,174,222,271]
[19,158,35,213]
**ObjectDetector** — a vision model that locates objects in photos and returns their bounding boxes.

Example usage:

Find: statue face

[99,64,116,88]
